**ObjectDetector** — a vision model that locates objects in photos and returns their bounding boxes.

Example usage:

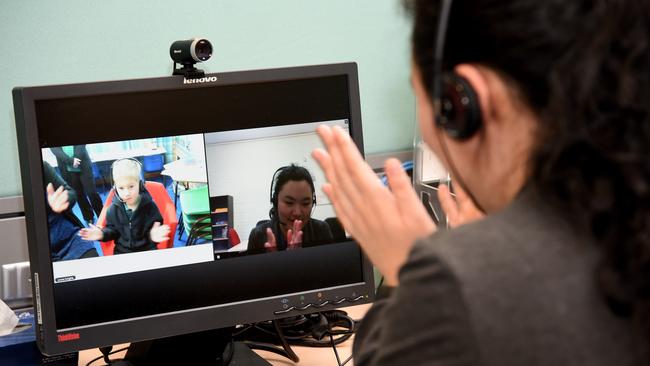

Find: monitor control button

[295,303,313,310]
[334,298,347,305]
[350,295,365,302]
[274,306,295,315]
[314,300,329,308]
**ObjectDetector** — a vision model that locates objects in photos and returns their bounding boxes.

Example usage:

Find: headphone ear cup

[436,73,482,140]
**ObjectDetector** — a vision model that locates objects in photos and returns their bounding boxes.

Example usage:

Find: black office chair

[324,217,346,242]
[256,219,271,227]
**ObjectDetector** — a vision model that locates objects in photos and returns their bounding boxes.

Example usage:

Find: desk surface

[78,303,370,366]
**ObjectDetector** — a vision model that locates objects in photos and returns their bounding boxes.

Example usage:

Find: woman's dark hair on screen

[404,0,650,347]
[269,164,316,221]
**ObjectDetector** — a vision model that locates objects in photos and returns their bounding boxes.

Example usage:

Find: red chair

[96,181,178,255]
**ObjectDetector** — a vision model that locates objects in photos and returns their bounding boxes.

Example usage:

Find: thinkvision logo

[183,76,218,85]
[57,332,80,342]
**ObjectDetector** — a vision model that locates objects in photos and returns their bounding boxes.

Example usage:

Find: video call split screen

[45,119,349,283]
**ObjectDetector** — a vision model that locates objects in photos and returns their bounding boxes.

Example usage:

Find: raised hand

[264,227,278,252]
[46,183,70,213]
[312,125,435,286]
[149,222,170,243]
[437,183,485,228]
[79,224,103,241]
[286,219,304,250]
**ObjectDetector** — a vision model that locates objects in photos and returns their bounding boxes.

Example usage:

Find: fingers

[312,149,355,230]
[385,158,435,234]
[292,220,303,234]
[264,228,277,251]
[437,184,459,226]
[48,185,70,213]
[78,228,98,241]
[150,222,171,242]
[314,125,378,237]
[384,159,420,214]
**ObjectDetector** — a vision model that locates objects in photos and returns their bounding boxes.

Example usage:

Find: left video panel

[41,134,214,283]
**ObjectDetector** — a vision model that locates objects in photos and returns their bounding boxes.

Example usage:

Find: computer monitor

[12,63,374,359]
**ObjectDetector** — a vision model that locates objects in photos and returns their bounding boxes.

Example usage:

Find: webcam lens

[195,40,212,61]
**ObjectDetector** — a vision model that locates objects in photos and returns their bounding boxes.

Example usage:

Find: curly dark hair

[405,0,650,349]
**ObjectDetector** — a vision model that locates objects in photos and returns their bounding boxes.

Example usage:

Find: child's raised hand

[150,222,170,243]
[79,224,103,241]
[46,183,70,213]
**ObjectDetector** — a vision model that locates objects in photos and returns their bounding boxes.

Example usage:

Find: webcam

[170,38,212,78]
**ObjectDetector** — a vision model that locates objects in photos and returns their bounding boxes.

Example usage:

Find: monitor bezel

[13,62,374,355]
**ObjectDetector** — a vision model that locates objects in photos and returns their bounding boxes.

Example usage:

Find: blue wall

[0,0,415,197]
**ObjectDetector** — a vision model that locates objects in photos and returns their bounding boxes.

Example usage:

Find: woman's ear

[454,64,493,124]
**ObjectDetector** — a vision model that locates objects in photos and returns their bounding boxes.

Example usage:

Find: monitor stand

[116,328,271,366]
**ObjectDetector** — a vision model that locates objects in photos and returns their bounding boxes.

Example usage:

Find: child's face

[114,176,140,205]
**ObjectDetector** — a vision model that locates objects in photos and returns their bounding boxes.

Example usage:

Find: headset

[110,157,145,202]
[432,0,482,140]
[431,0,485,213]
[269,165,317,222]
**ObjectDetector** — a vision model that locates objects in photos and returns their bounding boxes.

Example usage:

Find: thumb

[152,222,161,229]
[46,183,54,196]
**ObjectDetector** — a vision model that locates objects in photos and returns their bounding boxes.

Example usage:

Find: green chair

[179,184,212,244]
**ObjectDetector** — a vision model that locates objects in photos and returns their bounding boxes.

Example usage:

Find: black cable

[329,334,342,366]
[235,310,357,364]
[99,346,112,364]
[244,341,293,358]
[222,337,235,366]
[273,319,300,362]
[85,346,129,366]
[341,354,353,366]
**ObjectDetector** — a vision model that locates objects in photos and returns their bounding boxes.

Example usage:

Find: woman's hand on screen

[264,228,278,252]
[287,219,303,250]
[312,125,435,286]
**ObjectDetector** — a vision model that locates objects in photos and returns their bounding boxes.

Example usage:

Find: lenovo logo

[57,332,80,342]
[183,76,218,85]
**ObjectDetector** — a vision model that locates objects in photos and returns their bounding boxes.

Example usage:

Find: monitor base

[119,328,271,366]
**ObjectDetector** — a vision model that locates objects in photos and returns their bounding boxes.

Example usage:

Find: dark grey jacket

[354,186,641,365]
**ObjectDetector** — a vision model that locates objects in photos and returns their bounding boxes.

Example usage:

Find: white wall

[1,0,414,197]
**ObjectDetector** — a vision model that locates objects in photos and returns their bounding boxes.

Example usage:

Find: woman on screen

[247,164,333,254]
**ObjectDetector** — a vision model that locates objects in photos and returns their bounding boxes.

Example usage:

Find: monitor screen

[13,63,374,355]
